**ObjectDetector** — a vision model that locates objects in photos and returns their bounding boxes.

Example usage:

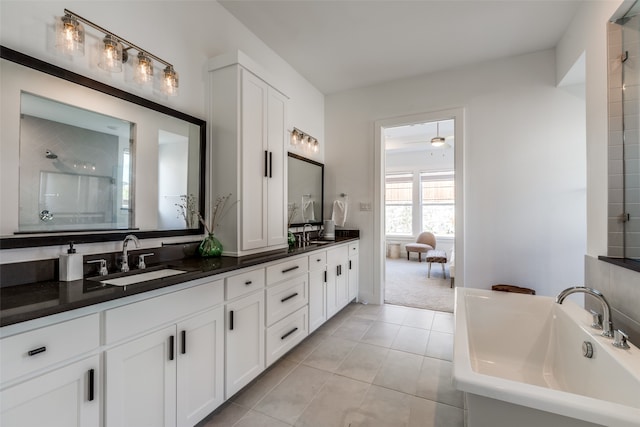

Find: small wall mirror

[287,152,324,227]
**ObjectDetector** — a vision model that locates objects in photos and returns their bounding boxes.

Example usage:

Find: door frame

[373,107,465,305]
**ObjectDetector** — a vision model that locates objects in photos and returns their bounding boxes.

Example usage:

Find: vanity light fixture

[431,121,446,147]
[291,127,319,153]
[56,9,179,95]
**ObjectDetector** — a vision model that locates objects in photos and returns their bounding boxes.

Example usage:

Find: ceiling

[219,0,583,95]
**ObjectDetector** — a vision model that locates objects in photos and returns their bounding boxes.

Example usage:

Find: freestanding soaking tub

[453,288,640,427]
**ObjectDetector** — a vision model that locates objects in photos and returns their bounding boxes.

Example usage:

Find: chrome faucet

[302,224,312,247]
[556,286,614,338]
[120,234,140,272]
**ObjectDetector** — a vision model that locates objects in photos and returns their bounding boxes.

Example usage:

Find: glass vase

[199,233,223,257]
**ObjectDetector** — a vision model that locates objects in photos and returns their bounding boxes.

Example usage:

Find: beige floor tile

[331,317,374,341]
[295,375,370,427]
[377,304,410,324]
[416,357,464,408]
[198,402,249,427]
[335,342,389,383]
[408,395,465,427]
[345,384,411,426]
[301,336,357,372]
[425,330,454,361]
[359,321,400,347]
[431,311,455,333]
[315,312,349,335]
[232,358,298,408]
[283,331,327,363]
[372,349,423,395]
[391,325,430,355]
[402,308,436,329]
[352,303,384,321]
[235,410,293,427]
[253,365,330,424]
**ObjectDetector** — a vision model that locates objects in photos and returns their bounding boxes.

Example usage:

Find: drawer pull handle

[281,327,298,340]
[316,258,321,262]
[245,280,252,285]
[27,346,46,356]
[281,292,299,303]
[282,265,300,274]
[181,330,187,355]
[229,310,234,331]
[88,369,95,402]
[169,335,175,361]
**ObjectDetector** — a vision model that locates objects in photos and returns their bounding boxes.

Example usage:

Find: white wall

[325,49,587,301]
[0,0,324,262]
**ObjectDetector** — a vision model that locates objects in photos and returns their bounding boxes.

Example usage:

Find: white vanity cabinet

[224,269,266,398]
[308,251,328,333]
[348,242,359,302]
[0,313,101,427]
[208,52,289,255]
[104,279,225,427]
[326,245,350,318]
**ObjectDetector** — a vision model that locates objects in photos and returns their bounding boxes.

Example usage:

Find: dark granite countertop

[1,237,358,328]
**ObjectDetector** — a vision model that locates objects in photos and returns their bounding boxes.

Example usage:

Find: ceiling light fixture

[431,122,446,147]
[56,9,179,95]
[291,127,319,154]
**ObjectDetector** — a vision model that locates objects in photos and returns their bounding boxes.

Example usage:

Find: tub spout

[556,286,613,338]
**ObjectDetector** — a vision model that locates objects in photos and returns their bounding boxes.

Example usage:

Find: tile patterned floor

[198,303,465,427]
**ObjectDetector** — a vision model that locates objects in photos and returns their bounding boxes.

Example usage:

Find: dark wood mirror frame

[0,46,206,249]
[287,152,324,228]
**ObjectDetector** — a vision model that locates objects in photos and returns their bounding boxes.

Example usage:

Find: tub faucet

[120,234,140,272]
[556,286,614,338]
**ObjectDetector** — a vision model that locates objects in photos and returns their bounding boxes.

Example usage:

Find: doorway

[373,109,464,310]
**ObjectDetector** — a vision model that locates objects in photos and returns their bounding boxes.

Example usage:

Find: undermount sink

[309,240,333,245]
[99,268,187,287]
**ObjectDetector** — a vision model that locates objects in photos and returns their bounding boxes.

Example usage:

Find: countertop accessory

[59,242,83,281]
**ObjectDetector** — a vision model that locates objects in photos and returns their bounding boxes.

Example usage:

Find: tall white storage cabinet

[208,52,289,256]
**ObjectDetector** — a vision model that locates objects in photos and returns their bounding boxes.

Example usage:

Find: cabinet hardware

[316,258,322,262]
[269,151,273,178]
[281,327,298,340]
[264,150,268,177]
[27,346,46,356]
[282,265,299,274]
[245,280,252,285]
[88,369,95,401]
[349,260,352,270]
[169,335,175,361]
[181,330,187,355]
[229,310,234,330]
[281,292,299,303]
[324,270,327,283]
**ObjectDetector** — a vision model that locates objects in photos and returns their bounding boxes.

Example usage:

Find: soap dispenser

[59,242,83,281]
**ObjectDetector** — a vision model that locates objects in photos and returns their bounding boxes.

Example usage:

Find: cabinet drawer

[349,242,359,256]
[266,257,307,285]
[308,251,327,272]
[1,313,99,384]
[104,279,223,344]
[265,306,308,366]
[266,275,308,326]
[226,268,265,300]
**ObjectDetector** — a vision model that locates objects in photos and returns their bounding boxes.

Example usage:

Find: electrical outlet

[360,202,372,211]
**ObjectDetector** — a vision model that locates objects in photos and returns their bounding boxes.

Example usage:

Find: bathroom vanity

[0,237,359,427]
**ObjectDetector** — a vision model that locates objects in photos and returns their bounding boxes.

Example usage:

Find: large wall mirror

[0,47,205,248]
[287,152,324,227]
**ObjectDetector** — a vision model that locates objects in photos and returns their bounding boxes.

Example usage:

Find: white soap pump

[59,242,83,281]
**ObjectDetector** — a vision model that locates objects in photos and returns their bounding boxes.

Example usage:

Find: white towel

[331,200,347,227]
[302,200,315,221]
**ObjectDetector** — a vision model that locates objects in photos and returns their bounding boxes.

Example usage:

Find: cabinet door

[177,307,224,427]
[241,69,268,251]
[308,268,327,333]
[1,355,99,427]
[327,246,349,317]
[225,291,265,398]
[105,325,177,427]
[266,86,287,247]
[348,255,359,302]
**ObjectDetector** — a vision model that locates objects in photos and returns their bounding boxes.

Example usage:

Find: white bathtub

[453,288,640,427]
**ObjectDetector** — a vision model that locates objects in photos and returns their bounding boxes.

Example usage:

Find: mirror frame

[287,152,324,227]
[0,46,206,249]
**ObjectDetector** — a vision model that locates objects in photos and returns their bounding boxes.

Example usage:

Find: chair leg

[407,251,410,261]
[418,253,422,262]
[441,263,446,278]
[427,262,431,278]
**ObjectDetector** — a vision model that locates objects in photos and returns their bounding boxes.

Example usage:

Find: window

[385,173,413,235]
[421,172,454,236]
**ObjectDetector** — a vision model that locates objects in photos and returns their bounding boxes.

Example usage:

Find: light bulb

[134,52,153,84]
[56,15,84,55]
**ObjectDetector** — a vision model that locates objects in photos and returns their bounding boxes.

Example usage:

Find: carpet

[384,257,454,313]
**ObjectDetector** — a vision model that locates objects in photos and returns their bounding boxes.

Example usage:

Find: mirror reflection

[287,153,324,226]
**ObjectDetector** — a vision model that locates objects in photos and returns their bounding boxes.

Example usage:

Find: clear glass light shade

[431,136,446,147]
[291,130,301,146]
[98,35,123,73]
[134,52,153,84]
[312,140,319,153]
[56,15,85,55]
[162,66,179,96]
